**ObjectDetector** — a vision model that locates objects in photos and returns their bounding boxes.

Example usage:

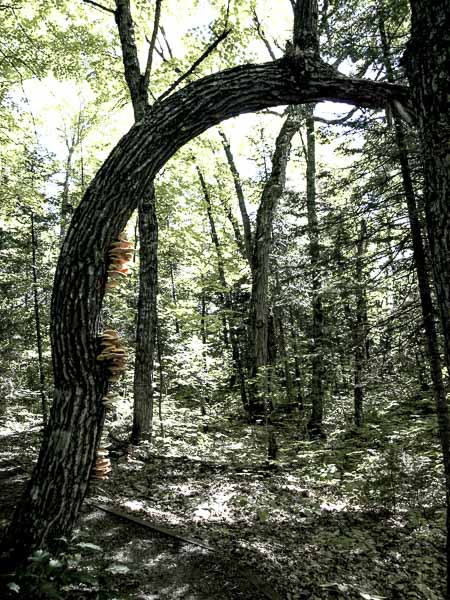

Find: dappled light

[1,0,450,598]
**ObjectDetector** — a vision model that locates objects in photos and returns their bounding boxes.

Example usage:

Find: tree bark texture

[380,4,450,493]
[405,1,450,369]
[6,53,410,556]
[398,4,450,593]
[293,0,319,52]
[115,0,148,122]
[132,186,158,444]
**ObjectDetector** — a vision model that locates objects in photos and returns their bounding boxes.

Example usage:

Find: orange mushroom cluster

[97,329,127,382]
[92,446,111,480]
[92,232,134,482]
[105,234,134,291]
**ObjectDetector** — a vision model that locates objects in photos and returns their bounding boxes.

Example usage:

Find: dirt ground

[0,410,446,599]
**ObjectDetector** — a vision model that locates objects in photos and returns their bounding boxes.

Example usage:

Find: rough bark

[398,4,450,593]
[405,1,450,369]
[132,186,158,444]
[115,0,148,121]
[6,50,410,557]
[293,0,319,52]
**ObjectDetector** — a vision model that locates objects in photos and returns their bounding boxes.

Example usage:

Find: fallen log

[87,501,215,551]
[86,501,282,600]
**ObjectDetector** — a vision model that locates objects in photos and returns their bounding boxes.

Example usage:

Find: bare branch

[314,106,359,125]
[82,0,115,15]
[143,0,162,92]
[252,9,277,61]
[219,129,253,265]
[157,29,231,102]
[160,25,174,59]
[152,38,166,60]
[225,0,231,25]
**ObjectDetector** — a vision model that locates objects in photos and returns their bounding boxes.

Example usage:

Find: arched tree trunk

[5,48,409,558]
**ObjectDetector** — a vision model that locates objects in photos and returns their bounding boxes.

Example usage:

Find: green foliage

[7,548,95,599]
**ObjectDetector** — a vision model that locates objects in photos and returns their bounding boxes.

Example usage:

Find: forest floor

[0,398,446,599]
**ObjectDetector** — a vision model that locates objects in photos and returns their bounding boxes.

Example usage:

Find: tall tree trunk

[406,0,450,368]
[198,168,248,408]
[352,219,367,427]
[156,318,165,438]
[198,168,229,345]
[169,257,180,334]
[304,105,325,438]
[114,0,161,445]
[289,309,305,411]
[200,289,209,421]
[132,187,158,444]
[274,274,295,409]
[30,211,48,427]
[247,113,298,421]
[4,15,411,558]
[399,4,450,594]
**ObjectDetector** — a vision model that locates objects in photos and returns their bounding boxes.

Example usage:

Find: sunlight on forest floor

[0,399,446,599]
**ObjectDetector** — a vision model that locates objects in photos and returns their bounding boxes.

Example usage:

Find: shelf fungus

[97,329,127,381]
[105,234,135,291]
[91,441,111,480]
[91,453,112,480]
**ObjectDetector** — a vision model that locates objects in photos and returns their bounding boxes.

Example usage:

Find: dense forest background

[0,0,449,598]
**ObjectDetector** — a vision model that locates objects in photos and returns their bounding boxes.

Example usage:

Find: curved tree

[5,0,411,559]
